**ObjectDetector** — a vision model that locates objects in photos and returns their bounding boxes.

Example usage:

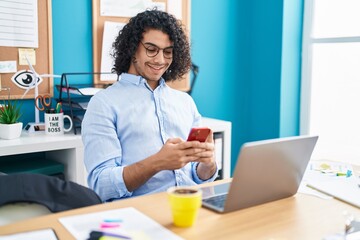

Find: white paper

[77,87,103,96]
[0,61,17,73]
[214,138,223,170]
[0,0,39,48]
[0,229,58,240]
[100,21,125,81]
[297,181,333,200]
[59,87,102,96]
[59,207,183,240]
[100,0,165,18]
[347,231,360,240]
[168,0,182,20]
[303,161,360,207]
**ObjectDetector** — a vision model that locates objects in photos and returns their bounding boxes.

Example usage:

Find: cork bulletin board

[0,0,53,100]
[92,0,191,91]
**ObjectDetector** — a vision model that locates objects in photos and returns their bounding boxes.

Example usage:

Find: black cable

[187,63,199,95]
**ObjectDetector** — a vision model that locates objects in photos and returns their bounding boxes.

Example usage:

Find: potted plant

[0,100,23,140]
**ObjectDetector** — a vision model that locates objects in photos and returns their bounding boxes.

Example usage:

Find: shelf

[59,99,89,111]
[56,84,108,96]
[56,73,110,135]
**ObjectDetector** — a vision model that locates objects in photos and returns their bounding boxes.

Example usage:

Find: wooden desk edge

[0,178,359,240]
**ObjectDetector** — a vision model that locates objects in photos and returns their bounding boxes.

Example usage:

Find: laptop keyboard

[203,194,228,209]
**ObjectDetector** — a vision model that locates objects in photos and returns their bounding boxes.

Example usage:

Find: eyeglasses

[140,42,174,59]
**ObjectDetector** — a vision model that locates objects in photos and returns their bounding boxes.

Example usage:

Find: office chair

[0,173,102,225]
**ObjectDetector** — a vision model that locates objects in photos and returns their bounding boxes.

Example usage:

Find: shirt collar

[119,73,166,88]
[119,73,142,85]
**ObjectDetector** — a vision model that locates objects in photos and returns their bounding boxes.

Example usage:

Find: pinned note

[0,61,17,73]
[19,48,36,65]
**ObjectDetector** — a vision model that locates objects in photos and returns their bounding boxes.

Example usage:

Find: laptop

[202,135,318,213]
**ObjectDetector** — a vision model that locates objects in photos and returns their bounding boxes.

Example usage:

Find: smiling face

[128,29,173,90]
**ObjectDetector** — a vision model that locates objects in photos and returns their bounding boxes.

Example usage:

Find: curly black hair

[111,9,191,81]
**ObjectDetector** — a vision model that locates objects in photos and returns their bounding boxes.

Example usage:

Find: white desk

[0,118,232,186]
[0,132,86,185]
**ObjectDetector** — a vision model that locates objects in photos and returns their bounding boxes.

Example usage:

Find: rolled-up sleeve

[191,162,218,184]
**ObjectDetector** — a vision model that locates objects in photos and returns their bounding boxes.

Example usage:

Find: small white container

[0,122,23,140]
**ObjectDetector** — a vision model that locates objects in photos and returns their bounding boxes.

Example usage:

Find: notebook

[307,173,360,208]
[201,135,318,213]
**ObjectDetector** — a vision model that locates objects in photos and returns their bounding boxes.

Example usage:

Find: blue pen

[335,170,352,177]
[104,219,123,223]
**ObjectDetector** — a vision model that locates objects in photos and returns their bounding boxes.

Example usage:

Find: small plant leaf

[0,100,23,124]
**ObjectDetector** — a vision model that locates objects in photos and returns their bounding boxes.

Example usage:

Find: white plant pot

[0,122,23,140]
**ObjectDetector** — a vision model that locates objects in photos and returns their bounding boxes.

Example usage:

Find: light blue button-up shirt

[82,73,217,202]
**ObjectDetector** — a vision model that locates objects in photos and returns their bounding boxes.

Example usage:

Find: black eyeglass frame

[140,41,174,59]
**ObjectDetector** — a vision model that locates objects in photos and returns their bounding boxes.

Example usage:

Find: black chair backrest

[0,173,102,212]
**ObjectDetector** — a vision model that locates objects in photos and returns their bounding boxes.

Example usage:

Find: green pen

[336,172,347,176]
[336,170,352,177]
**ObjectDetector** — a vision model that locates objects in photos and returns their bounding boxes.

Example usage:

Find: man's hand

[123,132,216,192]
[192,129,217,180]
[153,138,208,171]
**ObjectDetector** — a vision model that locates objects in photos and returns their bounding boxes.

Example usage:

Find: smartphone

[187,127,211,142]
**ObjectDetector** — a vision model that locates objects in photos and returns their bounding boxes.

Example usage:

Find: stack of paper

[305,161,360,208]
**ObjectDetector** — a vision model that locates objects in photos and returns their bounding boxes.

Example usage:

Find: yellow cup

[167,186,202,227]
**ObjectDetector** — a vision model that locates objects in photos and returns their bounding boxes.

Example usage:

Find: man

[82,9,217,202]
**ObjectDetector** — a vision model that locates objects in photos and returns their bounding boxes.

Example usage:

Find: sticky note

[19,48,36,65]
